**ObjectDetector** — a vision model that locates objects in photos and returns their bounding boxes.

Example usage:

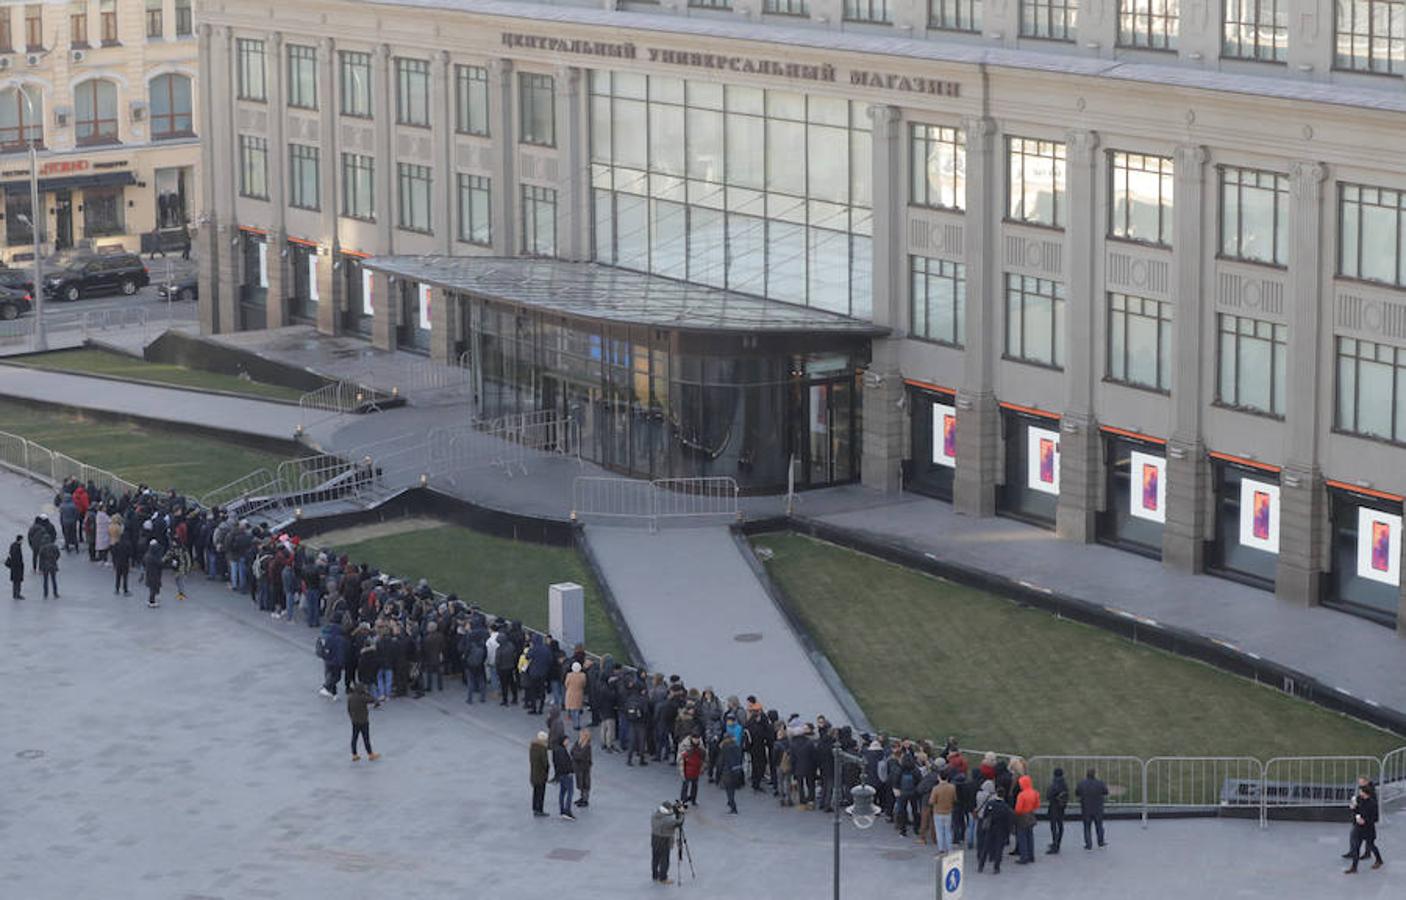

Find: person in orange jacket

[1013,775,1042,864]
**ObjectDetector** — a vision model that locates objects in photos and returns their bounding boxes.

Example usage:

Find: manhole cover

[881,850,916,861]
[733,632,763,643]
[15,749,44,760]
[546,848,589,862]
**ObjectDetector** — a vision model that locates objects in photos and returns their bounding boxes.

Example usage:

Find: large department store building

[196,0,1406,629]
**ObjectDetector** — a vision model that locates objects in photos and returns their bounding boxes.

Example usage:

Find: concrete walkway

[585,524,855,726]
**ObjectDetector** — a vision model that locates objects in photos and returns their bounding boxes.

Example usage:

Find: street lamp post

[831,747,878,900]
[19,88,45,350]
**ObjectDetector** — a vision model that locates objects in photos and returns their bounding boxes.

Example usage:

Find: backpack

[466,641,486,668]
[624,694,646,722]
[315,635,331,660]
[899,769,917,794]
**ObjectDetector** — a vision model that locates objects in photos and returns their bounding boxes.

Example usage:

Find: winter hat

[571,662,582,673]
[1053,767,1064,777]
[868,740,882,751]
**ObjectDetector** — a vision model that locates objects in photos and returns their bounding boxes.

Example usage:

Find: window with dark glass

[70,0,88,46]
[1339,183,1406,288]
[239,135,269,199]
[149,73,193,139]
[145,0,162,38]
[1107,293,1172,391]
[289,144,320,211]
[691,0,732,8]
[455,65,489,136]
[910,124,966,211]
[911,255,965,346]
[395,57,430,126]
[929,0,982,31]
[339,51,371,118]
[1217,313,1287,415]
[1219,166,1288,265]
[6,192,34,245]
[1118,0,1178,48]
[175,0,191,36]
[75,80,119,145]
[237,38,267,102]
[1109,151,1173,246]
[1008,137,1066,227]
[844,0,893,21]
[1336,0,1406,74]
[519,73,555,146]
[99,0,117,44]
[341,153,374,221]
[397,163,432,232]
[82,185,124,237]
[1223,0,1287,61]
[521,184,557,256]
[0,86,43,148]
[287,44,317,110]
[25,3,42,51]
[1021,0,1078,40]
[1006,274,1066,367]
[458,174,492,246]
[765,0,810,13]
[1337,337,1406,442]
[0,7,12,52]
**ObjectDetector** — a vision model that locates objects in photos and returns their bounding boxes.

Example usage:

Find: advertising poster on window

[1238,479,1280,553]
[417,284,432,330]
[361,268,374,316]
[308,254,319,303]
[257,241,269,288]
[1026,425,1060,495]
[1128,451,1166,524]
[1356,507,1402,586]
[931,401,956,468]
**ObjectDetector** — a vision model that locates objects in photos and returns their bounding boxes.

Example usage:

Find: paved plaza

[1,468,1399,899]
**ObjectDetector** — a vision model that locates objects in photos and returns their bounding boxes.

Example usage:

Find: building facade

[196,0,1406,630]
[0,0,198,263]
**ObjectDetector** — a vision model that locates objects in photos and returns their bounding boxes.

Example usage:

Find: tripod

[675,819,696,886]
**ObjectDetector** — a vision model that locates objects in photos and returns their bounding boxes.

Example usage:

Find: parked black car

[157,274,198,302]
[42,253,150,302]
[0,284,33,320]
[0,267,34,295]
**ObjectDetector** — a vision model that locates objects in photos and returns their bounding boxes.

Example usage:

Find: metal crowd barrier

[1141,756,1264,823]
[0,429,137,497]
[1382,746,1406,811]
[1260,755,1382,827]
[1027,755,1146,814]
[297,379,390,426]
[571,475,741,531]
[199,467,280,512]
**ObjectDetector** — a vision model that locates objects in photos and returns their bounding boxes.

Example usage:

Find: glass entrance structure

[365,257,884,491]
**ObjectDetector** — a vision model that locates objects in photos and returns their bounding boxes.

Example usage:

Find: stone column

[434,50,454,255]
[555,65,586,261]
[491,59,516,256]
[861,104,904,493]
[1277,161,1329,607]
[316,36,340,336]
[954,116,999,517]
[197,23,225,334]
[429,286,455,363]
[373,44,394,256]
[1056,129,1101,542]
[371,271,395,351]
[1164,144,1210,572]
[265,32,288,329]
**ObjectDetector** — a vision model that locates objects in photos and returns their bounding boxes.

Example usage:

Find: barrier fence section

[572,476,656,526]
[1142,756,1264,823]
[199,467,280,511]
[1027,755,1146,813]
[572,476,741,530]
[1382,746,1406,812]
[1261,755,1382,826]
[0,430,136,496]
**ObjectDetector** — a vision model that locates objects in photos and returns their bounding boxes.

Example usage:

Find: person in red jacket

[1013,775,1042,864]
[677,732,705,808]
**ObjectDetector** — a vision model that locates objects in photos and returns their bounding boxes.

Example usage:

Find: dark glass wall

[397,281,431,353]
[997,409,1060,527]
[238,231,266,331]
[1097,433,1165,558]
[287,242,317,323]
[906,385,956,501]
[1207,459,1279,589]
[340,255,373,337]
[1326,488,1401,623]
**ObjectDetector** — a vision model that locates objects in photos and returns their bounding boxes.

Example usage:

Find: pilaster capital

[1173,143,1208,172]
[1290,160,1327,198]
[269,31,284,51]
[373,43,392,62]
[491,58,514,78]
[554,65,581,96]
[1064,129,1100,165]
[318,36,335,56]
[865,104,902,139]
[959,115,996,153]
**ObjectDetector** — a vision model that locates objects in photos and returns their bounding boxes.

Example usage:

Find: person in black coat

[1076,768,1109,849]
[6,535,24,599]
[791,728,817,809]
[745,711,772,792]
[979,795,1014,874]
[1046,767,1070,854]
[1345,783,1383,873]
[142,540,164,608]
[551,734,576,820]
[111,536,132,595]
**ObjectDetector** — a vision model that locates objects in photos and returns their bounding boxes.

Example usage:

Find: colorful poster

[1128,451,1166,524]
[308,254,319,303]
[361,268,374,316]
[1026,425,1060,495]
[1237,478,1280,553]
[417,284,432,330]
[256,241,269,288]
[1356,507,1402,586]
[931,401,956,468]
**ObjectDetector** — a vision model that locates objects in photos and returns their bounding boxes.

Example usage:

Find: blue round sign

[945,868,961,893]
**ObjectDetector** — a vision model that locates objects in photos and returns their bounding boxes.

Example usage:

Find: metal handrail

[199,467,280,511]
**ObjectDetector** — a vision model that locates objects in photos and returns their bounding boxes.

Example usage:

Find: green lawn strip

[9,348,307,402]
[0,397,287,497]
[331,524,629,663]
[752,532,1403,761]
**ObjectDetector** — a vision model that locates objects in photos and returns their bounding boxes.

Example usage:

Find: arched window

[149,73,193,140]
[75,79,119,145]
[0,86,43,149]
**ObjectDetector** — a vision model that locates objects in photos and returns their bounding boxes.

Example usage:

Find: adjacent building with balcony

[195,0,1406,631]
[0,0,198,262]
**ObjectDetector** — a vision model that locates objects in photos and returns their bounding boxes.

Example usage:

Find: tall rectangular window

[691,0,732,7]
[339,51,372,118]
[1337,337,1406,442]
[237,39,267,102]
[25,4,42,51]
[1340,183,1406,288]
[1118,0,1178,48]
[521,184,557,257]
[844,0,893,21]
[70,0,88,47]
[519,73,555,146]
[455,65,490,136]
[458,174,492,246]
[910,124,966,211]
[83,185,124,237]
[145,0,162,38]
[1109,151,1174,246]
[74,80,118,145]
[1005,274,1066,368]
[1107,293,1172,391]
[1223,0,1287,61]
[99,0,116,44]
[1217,313,1287,416]
[1021,0,1078,40]
[1008,137,1066,228]
[1220,166,1288,266]
[288,144,320,211]
[239,135,269,200]
[397,163,432,233]
[911,256,966,346]
[0,8,11,52]
[929,0,982,30]
[764,0,811,13]
[287,44,318,110]
[1336,0,1406,74]
[341,153,375,221]
[175,0,192,36]
[395,58,430,127]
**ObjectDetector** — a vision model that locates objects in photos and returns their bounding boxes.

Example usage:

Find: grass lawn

[752,532,1404,760]
[330,524,631,663]
[0,397,290,498]
[9,348,307,402]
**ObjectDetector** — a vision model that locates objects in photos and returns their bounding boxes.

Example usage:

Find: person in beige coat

[564,661,588,730]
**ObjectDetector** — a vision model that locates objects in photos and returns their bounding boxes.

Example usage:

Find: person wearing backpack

[1046,767,1070,854]
[421,621,445,694]
[317,621,349,700]
[495,628,520,707]
[623,684,650,766]
[462,620,487,703]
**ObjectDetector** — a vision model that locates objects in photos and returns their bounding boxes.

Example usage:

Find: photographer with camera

[651,800,690,885]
